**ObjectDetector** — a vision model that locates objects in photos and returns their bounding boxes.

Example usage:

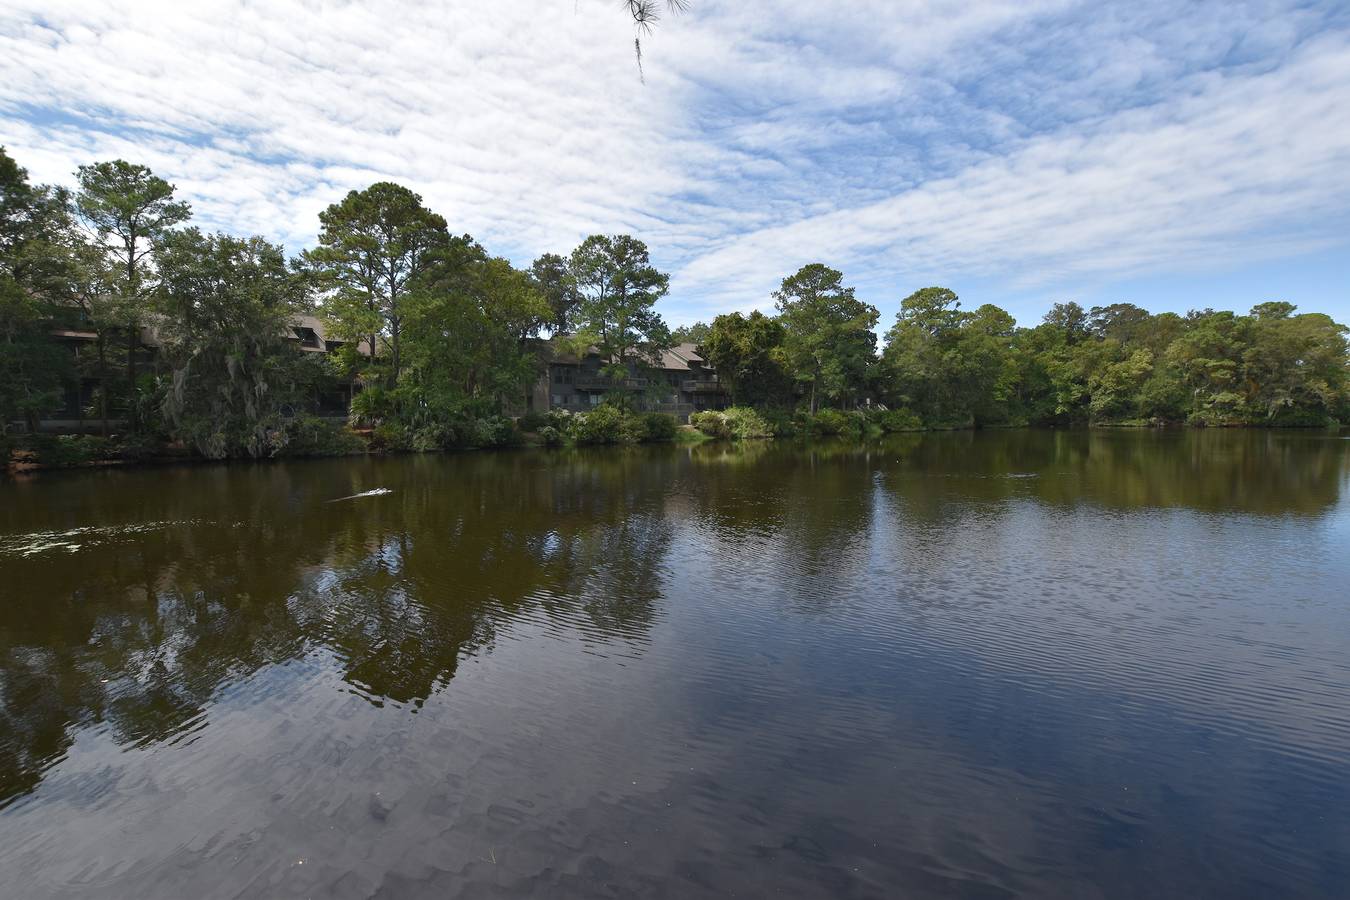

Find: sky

[1,0,1348,330]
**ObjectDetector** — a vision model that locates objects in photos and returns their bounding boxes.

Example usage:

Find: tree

[774,264,878,412]
[1044,301,1089,343]
[75,160,191,419]
[567,234,671,403]
[153,229,310,457]
[0,148,71,433]
[406,239,551,411]
[671,321,711,345]
[881,289,1015,426]
[530,252,579,334]
[305,182,448,385]
[1242,305,1347,423]
[699,311,791,406]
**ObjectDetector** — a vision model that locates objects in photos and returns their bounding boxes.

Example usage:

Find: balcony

[681,378,723,393]
[574,376,649,391]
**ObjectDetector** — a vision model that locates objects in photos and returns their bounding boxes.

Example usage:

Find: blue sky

[1,0,1348,331]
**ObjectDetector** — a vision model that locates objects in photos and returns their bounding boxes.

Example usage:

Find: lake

[1,429,1348,899]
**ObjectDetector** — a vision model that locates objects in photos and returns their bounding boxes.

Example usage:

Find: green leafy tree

[153,229,311,458]
[567,234,671,405]
[75,160,191,419]
[881,289,1016,426]
[699,310,791,407]
[405,239,551,413]
[0,148,71,433]
[305,182,448,385]
[1044,301,1089,344]
[1242,304,1347,424]
[774,264,878,412]
[671,321,711,345]
[530,252,579,335]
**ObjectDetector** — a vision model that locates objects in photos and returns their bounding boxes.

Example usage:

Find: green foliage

[153,229,310,459]
[25,434,116,467]
[800,408,859,437]
[304,182,449,383]
[869,408,923,432]
[671,321,711,344]
[570,404,626,444]
[370,422,411,451]
[537,425,564,447]
[516,411,550,432]
[636,412,679,442]
[1,147,75,432]
[699,311,792,407]
[774,264,878,412]
[566,234,671,403]
[405,243,549,410]
[690,407,774,440]
[530,252,578,334]
[689,410,730,439]
[279,415,366,457]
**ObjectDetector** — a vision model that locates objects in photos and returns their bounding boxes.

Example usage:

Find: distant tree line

[3,144,1347,466]
[690,277,1349,429]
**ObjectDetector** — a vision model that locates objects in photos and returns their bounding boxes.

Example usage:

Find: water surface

[1,430,1348,898]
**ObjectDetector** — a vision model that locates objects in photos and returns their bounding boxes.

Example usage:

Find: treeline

[4,144,1347,468]
[688,277,1349,431]
[0,147,685,460]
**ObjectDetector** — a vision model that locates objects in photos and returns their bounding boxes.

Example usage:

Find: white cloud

[1,0,1347,326]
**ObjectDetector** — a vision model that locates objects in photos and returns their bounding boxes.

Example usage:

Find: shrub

[619,413,649,444]
[721,406,773,440]
[369,422,411,451]
[517,411,550,432]
[349,386,394,426]
[805,408,851,435]
[26,434,114,467]
[470,416,519,448]
[545,408,574,431]
[280,415,366,457]
[409,423,454,452]
[570,404,625,444]
[537,425,564,447]
[871,408,923,432]
[635,412,678,442]
[690,410,730,439]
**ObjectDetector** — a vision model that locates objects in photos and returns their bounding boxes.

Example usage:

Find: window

[553,367,574,385]
[589,393,602,407]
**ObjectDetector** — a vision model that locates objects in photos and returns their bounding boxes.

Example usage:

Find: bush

[517,411,550,432]
[619,413,649,444]
[26,434,115,467]
[804,408,852,436]
[408,423,455,451]
[570,405,625,444]
[537,425,564,447]
[280,415,366,457]
[470,416,519,448]
[690,410,731,439]
[721,407,773,440]
[636,412,679,442]
[369,422,411,451]
[349,386,394,426]
[870,408,923,432]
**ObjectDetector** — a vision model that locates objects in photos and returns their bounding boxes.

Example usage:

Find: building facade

[526,339,728,421]
[30,315,359,434]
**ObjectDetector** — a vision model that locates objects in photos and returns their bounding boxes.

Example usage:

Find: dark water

[1,430,1348,899]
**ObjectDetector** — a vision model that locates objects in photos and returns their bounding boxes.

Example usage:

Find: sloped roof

[535,336,710,372]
